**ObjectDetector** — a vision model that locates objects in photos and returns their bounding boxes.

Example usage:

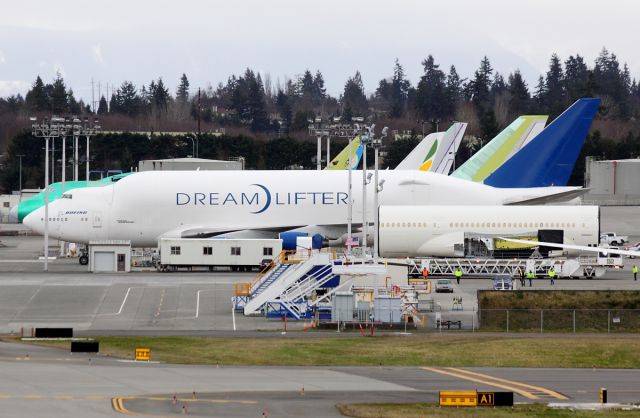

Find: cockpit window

[61,193,72,199]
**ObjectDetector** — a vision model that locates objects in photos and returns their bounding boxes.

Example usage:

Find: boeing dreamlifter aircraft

[23,169,585,248]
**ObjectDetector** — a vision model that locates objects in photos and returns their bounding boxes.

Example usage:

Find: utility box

[89,241,131,273]
[374,296,402,323]
[332,292,354,322]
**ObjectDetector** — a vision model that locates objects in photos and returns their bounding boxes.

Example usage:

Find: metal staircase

[243,252,337,318]
[251,263,293,295]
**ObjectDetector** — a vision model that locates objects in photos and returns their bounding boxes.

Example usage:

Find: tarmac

[1,340,639,417]
[0,206,639,416]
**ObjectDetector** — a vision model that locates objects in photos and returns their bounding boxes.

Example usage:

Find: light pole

[430,118,440,133]
[372,127,388,262]
[361,126,374,256]
[31,116,62,271]
[31,115,100,270]
[16,154,24,192]
[185,136,195,157]
[326,136,331,168]
[73,118,81,181]
[82,117,101,181]
[347,126,360,257]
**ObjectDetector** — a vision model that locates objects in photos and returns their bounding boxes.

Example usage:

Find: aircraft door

[54,211,64,234]
[93,211,102,228]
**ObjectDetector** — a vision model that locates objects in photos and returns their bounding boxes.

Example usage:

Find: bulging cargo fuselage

[24,170,582,248]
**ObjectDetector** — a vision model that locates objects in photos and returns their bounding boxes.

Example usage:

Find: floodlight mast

[30,115,101,271]
[361,124,374,257]
[372,126,388,262]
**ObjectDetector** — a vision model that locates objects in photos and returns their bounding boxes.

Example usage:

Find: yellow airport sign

[439,391,477,407]
[477,392,494,406]
[135,348,151,361]
[439,391,513,407]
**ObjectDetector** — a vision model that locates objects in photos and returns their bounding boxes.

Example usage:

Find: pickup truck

[600,232,628,246]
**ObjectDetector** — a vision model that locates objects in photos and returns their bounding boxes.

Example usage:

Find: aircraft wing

[500,237,639,257]
[503,188,588,205]
[161,224,351,240]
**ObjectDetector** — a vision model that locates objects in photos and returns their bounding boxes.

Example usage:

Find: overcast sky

[0,0,638,103]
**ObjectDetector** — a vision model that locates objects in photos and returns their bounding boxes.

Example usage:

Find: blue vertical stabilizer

[484,98,600,187]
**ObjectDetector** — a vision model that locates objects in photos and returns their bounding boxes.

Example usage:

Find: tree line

[1,47,640,192]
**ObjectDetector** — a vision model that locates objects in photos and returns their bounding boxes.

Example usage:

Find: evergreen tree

[68,89,81,114]
[312,70,326,103]
[97,96,108,114]
[445,65,463,115]
[114,81,141,117]
[564,54,589,101]
[275,89,292,130]
[491,72,507,96]
[470,56,493,111]
[507,70,530,116]
[298,70,315,98]
[341,71,368,117]
[25,76,49,112]
[108,94,118,114]
[150,77,171,117]
[480,108,499,139]
[390,58,410,118]
[545,53,566,117]
[532,75,547,112]
[247,71,269,131]
[51,73,68,114]
[415,55,448,121]
[176,73,190,104]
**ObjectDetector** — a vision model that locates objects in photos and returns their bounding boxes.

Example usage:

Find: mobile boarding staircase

[233,250,341,319]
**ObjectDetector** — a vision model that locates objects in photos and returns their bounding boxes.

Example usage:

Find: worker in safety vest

[548,267,556,285]
[454,267,462,284]
[527,270,534,287]
[633,265,638,281]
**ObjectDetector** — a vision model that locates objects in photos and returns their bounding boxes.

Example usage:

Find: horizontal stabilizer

[503,188,588,205]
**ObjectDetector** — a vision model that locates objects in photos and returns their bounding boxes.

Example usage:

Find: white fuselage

[379,205,599,257]
[24,170,581,248]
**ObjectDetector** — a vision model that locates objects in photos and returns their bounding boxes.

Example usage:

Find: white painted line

[232,305,236,331]
[116,287,132,315]
[196,290,201,318]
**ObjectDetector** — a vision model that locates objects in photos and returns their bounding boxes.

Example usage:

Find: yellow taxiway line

[421,367,567,400]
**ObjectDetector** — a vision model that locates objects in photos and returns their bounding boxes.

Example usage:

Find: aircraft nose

[23,210,43,234]
[8,206,18,223]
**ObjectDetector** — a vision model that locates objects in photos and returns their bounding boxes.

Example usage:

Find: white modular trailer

[379,205,600,258]
[158,238,282,271]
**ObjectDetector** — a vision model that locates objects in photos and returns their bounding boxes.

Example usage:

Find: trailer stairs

[233,250,340,319]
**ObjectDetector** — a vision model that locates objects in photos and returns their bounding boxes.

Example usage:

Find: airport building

[584,158,640,205]
[0,194,20,223]
[138,157,244,172]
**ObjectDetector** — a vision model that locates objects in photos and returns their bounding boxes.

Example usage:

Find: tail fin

[484,98,600,188]
[451,115,547,182]
[433,122,467,174]
[395,122,466,172]
[395,132,442,170]
[325,136,363,170]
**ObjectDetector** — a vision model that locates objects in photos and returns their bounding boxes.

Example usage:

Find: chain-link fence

[479,309,640,332]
